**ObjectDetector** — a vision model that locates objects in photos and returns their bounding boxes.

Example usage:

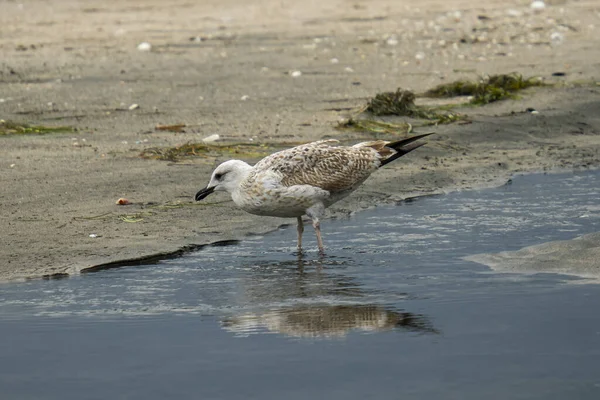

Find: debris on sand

[367,89,417,116]
[155,124,187,132]
[0,120,75,135]
[365,88,463,123]
[424,73,545,105]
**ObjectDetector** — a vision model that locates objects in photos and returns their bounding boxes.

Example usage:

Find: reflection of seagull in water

[195,133,432,252]
[221,304,437,339]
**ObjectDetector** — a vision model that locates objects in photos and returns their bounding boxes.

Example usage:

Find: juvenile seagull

[195,133,432,252]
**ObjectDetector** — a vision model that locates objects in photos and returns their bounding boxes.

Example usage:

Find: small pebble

[330,58,339,64]
[202,134,220,143]
[89,234,98,238]
[507,9,523,17]
[550,31,564,44]
[116,198,130,205]
[10,164,16,168]
[386,37,399,46]
[291,70,302,77]
[128,103,139,110]
[530,1,546,12]
[415,52,426,61]
[136,42,152,51]
[240,95,250,101]
[344,67,354,72]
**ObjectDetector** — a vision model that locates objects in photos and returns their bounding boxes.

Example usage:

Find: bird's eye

[214,173,223,180]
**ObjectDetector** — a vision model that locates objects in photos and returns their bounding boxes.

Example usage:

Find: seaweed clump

[365,88,462,123]
[367,89,417,116]
[424,73,545,105]
[0,120,74,135]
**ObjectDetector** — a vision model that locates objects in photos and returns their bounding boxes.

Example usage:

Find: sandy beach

[1,0,599,281]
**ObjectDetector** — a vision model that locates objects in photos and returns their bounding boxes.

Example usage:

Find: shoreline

[6,163,600,284]
[2,0,600,282]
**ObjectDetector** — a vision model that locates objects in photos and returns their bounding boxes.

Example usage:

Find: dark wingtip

[385,132,435,151]
[195,186,215,201]
[380,133,433,167]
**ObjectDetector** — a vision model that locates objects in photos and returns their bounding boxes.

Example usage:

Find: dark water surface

[2,170,600,399]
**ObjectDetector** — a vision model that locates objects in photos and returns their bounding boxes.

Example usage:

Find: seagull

[195,133,432,253]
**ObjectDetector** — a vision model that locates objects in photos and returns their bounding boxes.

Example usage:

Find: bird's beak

[195,186,215,201]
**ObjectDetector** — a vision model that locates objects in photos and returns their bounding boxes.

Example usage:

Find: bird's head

[195,160,252,201]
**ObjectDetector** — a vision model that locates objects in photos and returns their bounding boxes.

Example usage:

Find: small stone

[550,31,564,44]
[128,103,139,110]
[116,198,130,205]
[530,1,546,12]
[202,134,220,143]
[344,67,354,72]
[9,164,16,168]
[386,37,399,46]
[330,58,339,64]
[137,42,152,51]
[89,234,98,238]
[507,9,523,17]
[240,95,250,101]
[291,70,302,77]
[415,52,426,61]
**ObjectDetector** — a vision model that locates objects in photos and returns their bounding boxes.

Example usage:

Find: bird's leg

[312,218,325,254]
[306,204,326,254]
[296,216,304,251]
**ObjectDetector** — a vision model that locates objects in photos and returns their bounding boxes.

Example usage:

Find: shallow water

[2,170,600,399]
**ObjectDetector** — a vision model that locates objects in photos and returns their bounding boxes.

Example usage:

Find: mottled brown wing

[256,141,380,193]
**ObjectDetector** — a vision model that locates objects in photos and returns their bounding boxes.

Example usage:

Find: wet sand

[1,0,600,281]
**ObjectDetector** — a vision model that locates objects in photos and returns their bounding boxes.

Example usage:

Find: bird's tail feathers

[380,132,434,167]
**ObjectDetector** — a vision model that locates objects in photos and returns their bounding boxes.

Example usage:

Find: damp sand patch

[465,232,600,281]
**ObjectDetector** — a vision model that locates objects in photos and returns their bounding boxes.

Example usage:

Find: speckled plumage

[195,134,432,252]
